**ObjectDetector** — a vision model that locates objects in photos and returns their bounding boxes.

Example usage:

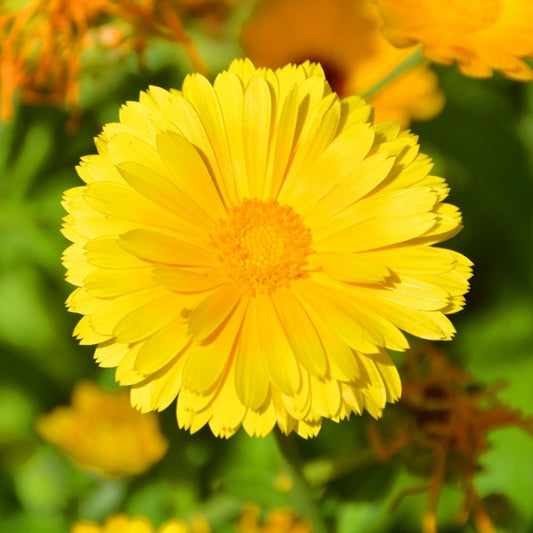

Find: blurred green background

[1,7,533,532]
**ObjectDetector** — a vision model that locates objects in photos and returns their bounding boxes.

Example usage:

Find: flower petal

[292,279,383,353]
[156,130,227,218]
[187,285,244,342]
[119,230,216,267]
[234,300,271,410]
[308,252,391,284]
[243,75,273,198]
[182,296,247,393]
[271,288,328,377]
[254,295,301,395]
[133,319,190,375]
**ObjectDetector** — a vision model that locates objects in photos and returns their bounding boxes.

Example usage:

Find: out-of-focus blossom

[236,505,312,533]
[72,514,155,533]
[240,0,444,126]
[373,0,533,81]
[62,58,471,438]
[367,345,533,533]
[36,381,168,477]
[72,508,311,533]
[71,514,211,533]
[0,0,207,122]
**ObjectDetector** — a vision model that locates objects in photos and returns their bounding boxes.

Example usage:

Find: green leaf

[14,448,71,513]
[1,512,66,533]
[77,477,126,522]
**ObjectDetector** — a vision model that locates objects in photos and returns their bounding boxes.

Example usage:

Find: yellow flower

[240,0,444,126]
[71,514,154,533]
[71,514,211,533]
[70,513,211,533]
[373,0,533,80]
[36,381,168,477]
[62,58,472,439]
[236,505,311,533]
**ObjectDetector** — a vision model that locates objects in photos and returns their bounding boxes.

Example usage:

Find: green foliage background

[1,9,532,532]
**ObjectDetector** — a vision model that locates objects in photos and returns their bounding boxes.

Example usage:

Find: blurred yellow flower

[373,0,533,80]
[72,514,155,533]
[36,381,168,477]
[240,0,444,126]
[0,0,205,122]
[236,505,311,533]
[62,58,471,439]
[71,514,210,533]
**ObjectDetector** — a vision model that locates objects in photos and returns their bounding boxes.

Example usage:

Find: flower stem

[362,47,425,99]
[273,429,328,533]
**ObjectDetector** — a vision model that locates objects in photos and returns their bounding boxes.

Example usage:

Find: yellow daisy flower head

[373,0,533,80]
[36,381,168,477]
[62,58,472,439]
[240,0,444,126]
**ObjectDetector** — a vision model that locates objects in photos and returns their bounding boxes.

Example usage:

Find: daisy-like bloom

[240,0,444,126]
[62,58,472,439]
[367,346,533,533]
[71,514,210,533]
[0,0,206,122]
[36,381,168,477]
[373,0,533,80]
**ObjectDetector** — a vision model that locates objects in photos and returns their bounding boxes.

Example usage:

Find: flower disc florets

[210,199,312,296]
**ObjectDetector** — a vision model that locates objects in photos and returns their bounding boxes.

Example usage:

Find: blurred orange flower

[0,0,206,122]
[373,0,533,80]
[36,381,168,477]
[368,345,533,533]
[240,0,444,126]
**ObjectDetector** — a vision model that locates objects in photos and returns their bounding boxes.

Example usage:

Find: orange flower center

[447,0,501,31]
[210,199,312,295]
